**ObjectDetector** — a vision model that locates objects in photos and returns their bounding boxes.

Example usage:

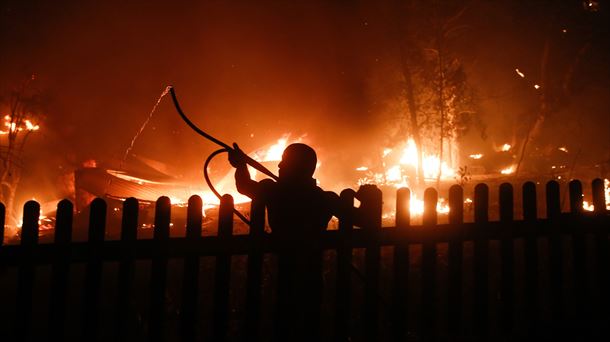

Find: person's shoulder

[259,178,277,191]
[320,188,339,201]
[260,178,276,186]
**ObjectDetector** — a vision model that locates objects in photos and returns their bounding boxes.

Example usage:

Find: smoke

[1,0,610,206]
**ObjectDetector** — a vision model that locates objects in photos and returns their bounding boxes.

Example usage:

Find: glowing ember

[469,154,483,159]
[500,165,515,175]
[500,143,512,152]
[515,68,525,78]
[583,201,594,212]
[534,84,541,89]
[558,146,568,153]
[356,166,368,171]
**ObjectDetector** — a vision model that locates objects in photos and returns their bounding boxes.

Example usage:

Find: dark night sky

[1,0,609,203]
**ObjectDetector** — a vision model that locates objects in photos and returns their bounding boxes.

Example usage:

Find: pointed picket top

[186,195,203,239]
[22,200,40,245]
[522,182,537,221]
[499,183,514,222]
[218,194,234,238]
[592,178,606,213]
[448,185,463,224]
[396,187,411,229]
[88,198,106,243]
[546,181,561,219]
[55,199,73,244]
[569,179,583,214]
[474,183,489,223]
[423,188,438,226]
[121,197,139,241]
[154,196,171,240]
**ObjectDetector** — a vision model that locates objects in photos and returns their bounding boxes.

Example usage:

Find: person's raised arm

[228,143,259,198]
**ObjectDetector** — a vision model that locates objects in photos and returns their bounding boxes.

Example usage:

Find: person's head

[278,143,317,181]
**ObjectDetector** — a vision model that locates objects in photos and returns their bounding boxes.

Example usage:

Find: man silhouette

[228,142,377,340]
[229,143,337,238]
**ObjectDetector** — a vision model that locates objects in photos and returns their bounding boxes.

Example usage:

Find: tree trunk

[399,45,425,185]
[515,37,550,176]
[435,2,446,189]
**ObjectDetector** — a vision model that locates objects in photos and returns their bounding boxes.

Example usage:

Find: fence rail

[1,178,609,341]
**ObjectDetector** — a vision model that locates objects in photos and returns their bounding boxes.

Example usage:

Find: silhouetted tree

[0,74,44,228]
[393,0,477,186]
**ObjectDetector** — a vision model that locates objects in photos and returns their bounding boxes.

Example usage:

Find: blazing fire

[1,115,40,134]
[407,195,450,217]
[582,179,610,212]
[353,137,457,217]
[500,165,516,175]
[5,129,610,234]
[358,138,455,187]
[261,136,288,162]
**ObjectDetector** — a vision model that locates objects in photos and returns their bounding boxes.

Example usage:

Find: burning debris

[500,165,516,175]
[357,137,456,188]
[499,143,512,152]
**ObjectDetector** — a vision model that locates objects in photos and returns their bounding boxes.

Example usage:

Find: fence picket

[448,185,463,335]
[473,183,489,337]
[82,198,106,341]
[15,200,39,341]
[546,180,563,322]
[569,180,588,317]
[592,179,609,317]
[148,196,170,342]
[522,182,538,334]
[499,183,515,334]
[336,189,355,342]
[592,178,606,213]
[49,199,73,341]
[116,197,138,341]
[245,196,265,341]
[392,187,410,341]
[0,203,5,246]
[421,188,437,339]
[363,186,382,341]
[213,194,234,342]
[180,195,202,342]
[1,179,609,341]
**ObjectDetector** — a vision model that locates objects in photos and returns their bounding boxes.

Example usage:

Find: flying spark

[515,68,525,78]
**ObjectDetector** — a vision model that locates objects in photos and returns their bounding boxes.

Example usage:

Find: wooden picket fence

[0,178,609,341]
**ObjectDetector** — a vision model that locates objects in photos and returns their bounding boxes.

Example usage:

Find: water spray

[116,86,278,225]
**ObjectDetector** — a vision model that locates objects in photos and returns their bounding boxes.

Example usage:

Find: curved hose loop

[169,86,278,181]
[204,148,251,225]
